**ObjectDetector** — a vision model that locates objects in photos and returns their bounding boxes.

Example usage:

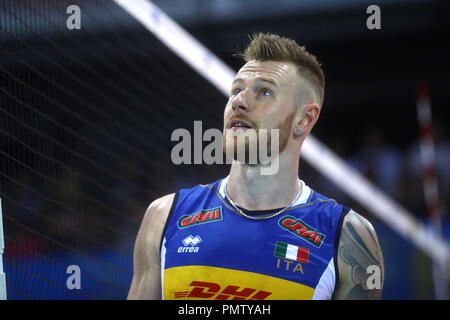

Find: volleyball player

[127,33,384,300]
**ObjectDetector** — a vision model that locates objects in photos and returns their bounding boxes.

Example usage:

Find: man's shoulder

[186,177,224,191]
[141,193,176,232]
[306,187,348,213]
[334,209,384,299]
[308,187,340,203]
[338,210,379,251]
[174,177,225,199]
[148,193,176,214]
[142,177,225,225]
[342,209,367,224]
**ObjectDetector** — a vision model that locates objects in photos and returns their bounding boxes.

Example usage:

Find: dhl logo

[278,215,325,248]
[173,281,271,300]
[177,206,222,229]
[165,265,315,299]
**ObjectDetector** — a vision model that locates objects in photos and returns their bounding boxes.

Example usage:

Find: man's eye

[231,88,242,96]
[260,88,271,96]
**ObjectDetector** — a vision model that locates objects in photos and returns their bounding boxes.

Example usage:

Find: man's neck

[226,154,301,211]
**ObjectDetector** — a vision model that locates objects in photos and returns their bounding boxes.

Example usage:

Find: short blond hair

[238,32,325,107]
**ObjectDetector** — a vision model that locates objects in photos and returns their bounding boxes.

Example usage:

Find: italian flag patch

[274,241,309,263]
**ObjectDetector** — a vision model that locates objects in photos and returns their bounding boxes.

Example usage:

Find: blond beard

[222,111,295,164]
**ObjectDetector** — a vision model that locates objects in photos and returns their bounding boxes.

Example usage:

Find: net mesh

[0,0,227,299]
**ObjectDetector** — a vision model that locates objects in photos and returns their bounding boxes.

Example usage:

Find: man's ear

[294,103,320,136]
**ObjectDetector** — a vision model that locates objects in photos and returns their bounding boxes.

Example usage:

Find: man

[128,33,384,300]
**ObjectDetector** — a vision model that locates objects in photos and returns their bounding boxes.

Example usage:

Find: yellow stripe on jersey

[164,265,314,300]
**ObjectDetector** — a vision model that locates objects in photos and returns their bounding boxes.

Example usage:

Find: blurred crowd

[318,124,449,221]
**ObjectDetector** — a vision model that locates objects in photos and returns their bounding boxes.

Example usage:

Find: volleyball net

[0,0,448,299]
[0,0,227,299]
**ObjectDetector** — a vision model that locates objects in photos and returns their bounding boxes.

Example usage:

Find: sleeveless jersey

[160,176,349,300]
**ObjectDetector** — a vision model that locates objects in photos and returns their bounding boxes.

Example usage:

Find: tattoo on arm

[337,211,384,299]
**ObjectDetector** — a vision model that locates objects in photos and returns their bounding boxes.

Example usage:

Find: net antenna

[113,0,450,294]
[416,83,447,299]
[0,198,6,300]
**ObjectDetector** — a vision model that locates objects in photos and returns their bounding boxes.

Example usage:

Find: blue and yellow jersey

[160,176,349,300]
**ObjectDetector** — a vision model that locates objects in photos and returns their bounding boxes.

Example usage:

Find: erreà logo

[177,206,222,229]
[278,215,325,248]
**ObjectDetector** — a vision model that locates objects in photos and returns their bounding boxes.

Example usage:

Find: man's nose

[231,88,250,112]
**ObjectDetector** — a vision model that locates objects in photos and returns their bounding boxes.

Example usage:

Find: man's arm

[127,193,175,300]
[333,210,384,300]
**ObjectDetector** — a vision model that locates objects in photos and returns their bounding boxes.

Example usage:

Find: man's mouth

[228,119,253,130]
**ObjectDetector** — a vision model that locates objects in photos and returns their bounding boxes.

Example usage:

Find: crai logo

[177,206,223,229]
[278,216,325,248]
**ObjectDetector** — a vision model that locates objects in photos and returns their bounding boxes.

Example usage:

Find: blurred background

[0,0,449,299]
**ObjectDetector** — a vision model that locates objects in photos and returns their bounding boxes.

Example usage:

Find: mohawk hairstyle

[238,32,325,107]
